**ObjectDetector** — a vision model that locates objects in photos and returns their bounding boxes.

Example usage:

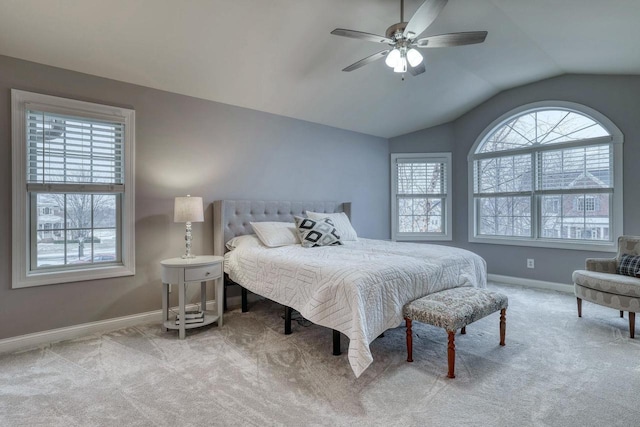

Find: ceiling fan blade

[408,62,426,76]
[331,29,394,44]
[416,31,488,48]
[403,0,448,38]
[342,50,390,72]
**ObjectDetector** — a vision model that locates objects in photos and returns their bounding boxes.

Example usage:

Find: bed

[213,200,487,377]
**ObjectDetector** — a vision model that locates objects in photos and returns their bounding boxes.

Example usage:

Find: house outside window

[391,152,452,241]
[11,90,135,288]
[468,101,623,251]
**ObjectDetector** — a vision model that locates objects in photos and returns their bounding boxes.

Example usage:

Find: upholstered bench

[403,287,508,378]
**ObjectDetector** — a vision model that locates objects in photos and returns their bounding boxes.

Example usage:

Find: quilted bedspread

[224,238,486,377]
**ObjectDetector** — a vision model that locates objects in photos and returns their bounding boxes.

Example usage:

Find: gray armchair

[573,235,640,338]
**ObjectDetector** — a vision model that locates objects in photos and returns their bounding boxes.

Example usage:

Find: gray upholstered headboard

[212,200,351,256]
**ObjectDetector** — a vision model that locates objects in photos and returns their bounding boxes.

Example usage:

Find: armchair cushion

[573,270,640,298]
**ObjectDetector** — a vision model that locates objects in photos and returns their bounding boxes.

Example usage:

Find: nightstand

[160,255,224,339]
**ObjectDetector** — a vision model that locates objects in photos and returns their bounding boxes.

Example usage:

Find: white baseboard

[0,292,265,356]
[0,300,219,355]
[488,274,573,294]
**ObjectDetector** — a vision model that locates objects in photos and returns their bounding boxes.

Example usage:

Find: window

[12,90,135,288]
[468,101,623,251]
[391,153,452,241]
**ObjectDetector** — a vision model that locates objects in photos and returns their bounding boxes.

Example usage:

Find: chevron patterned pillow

[294,216,343,248]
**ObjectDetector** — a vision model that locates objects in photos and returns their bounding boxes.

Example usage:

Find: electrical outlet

[527,259,535,269]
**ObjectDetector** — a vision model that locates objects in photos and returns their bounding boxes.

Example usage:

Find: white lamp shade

[407,48,423,67]
[394,57,407,73]
[174,196,204,223]
[385,49,401,68]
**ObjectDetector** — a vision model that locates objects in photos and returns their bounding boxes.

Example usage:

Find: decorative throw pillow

[306,211,358,241]
[617,254,640,277]
[250,221,299,247]
[294,216,343,248]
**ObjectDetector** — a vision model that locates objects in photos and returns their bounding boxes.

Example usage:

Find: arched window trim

[467,100,623,252]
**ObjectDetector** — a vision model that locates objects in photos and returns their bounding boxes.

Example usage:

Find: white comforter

[224,237,486,377]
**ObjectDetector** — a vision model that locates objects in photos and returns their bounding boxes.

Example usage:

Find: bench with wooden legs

[403,287,508,379]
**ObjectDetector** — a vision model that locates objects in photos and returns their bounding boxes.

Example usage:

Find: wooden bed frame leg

[284,306,292,335]
[620,310,624,318]
[630,312,636,339]
[460,326,466,335]
[405,318,413,363]
[576,297,582,318]
[241,287,248,313]
[332,329,341,356]
[500,308,506,346]
[447,331,455,379]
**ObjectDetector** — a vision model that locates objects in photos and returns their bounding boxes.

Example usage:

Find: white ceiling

[1,0,639,138]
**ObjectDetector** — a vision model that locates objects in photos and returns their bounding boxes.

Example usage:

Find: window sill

[394,234,452,242]
[13,264,135,289]
[468,235,617,252]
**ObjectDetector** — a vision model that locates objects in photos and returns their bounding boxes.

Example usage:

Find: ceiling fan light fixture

[385,48,401,68]
[407,48,423,67]
[393,54,407,73]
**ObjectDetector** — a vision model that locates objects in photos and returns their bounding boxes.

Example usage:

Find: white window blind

[537,144,612,193]
[397,158,447,197]
[26,109,124,193]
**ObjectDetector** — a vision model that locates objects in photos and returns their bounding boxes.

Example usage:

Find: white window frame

[391,152,452,241]
[467,101,623,252]
[12,90,136,288]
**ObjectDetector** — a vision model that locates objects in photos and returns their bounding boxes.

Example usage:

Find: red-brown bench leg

[447,331,455,378]
[500,308,506,346]
[630,312,636,339]
[405,318,413,362]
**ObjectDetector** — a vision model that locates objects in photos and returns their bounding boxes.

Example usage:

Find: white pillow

[250,221,300,247]
[225,234,263,251]
[306,211,358,241]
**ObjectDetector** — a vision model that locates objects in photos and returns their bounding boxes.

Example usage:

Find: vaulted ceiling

[1,0,639,138]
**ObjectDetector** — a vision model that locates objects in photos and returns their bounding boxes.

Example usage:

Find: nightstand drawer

[185,263,222,282]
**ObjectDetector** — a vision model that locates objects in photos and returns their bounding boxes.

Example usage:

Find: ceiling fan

[331,0,487,76]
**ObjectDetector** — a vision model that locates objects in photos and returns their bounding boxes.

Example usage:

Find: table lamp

[174,195,204,258]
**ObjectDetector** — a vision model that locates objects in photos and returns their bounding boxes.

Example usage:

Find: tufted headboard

[212,200,351,256]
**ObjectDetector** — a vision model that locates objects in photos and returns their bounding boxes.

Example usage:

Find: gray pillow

[294,216,343,248]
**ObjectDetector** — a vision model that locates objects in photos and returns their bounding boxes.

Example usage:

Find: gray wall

[390,74,640,285]
[0,55,390,340]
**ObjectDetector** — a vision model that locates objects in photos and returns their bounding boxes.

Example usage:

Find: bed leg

[284,306,292,335]
[241,287,248,313]
[333,329,341,356]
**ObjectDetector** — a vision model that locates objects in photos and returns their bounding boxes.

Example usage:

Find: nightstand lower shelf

[163,310,220,331]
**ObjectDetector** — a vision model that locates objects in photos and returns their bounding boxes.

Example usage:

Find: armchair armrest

[585,258,617,273]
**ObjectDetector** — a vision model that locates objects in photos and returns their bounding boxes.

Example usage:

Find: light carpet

[1,283,639,426]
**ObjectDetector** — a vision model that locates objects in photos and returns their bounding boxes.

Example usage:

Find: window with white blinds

[12,90,136,289]
[391,153,452,241]
[26,110,124,191]
[468,102,623,251]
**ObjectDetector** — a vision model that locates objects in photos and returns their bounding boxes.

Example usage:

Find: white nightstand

[160,255,224,339]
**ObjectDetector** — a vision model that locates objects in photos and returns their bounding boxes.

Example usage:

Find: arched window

[468,101,623,251]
